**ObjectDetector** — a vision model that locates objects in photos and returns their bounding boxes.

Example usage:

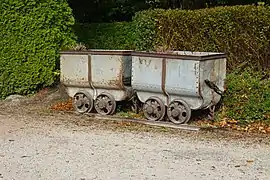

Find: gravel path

[0,114,270,180]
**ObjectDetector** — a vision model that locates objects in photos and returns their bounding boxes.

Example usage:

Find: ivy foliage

[0,0,76,98]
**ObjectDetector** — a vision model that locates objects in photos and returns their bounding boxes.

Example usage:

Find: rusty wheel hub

[146,106,154,114]
[97,99,107,109]
[171,108,181,118]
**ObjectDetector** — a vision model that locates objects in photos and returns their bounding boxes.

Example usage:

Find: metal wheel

[131,96,140,114]
[143,97,166,121]
[94,93,116,115]
[72,92,93,114]
[167,99,191,124]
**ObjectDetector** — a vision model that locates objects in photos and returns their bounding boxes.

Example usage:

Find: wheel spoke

[154,111,161,118]
[146,101,152,106]
[106,104,112,110]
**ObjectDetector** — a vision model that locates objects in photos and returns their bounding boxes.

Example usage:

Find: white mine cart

[131,51,226,124]
[60,50,133,115]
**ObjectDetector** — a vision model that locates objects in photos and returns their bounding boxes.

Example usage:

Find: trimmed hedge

[74,22,136,50]
[132,5,270,122]
[220,70,270,122]
[133,10,162,51]
[0,0,76,99]
[133,5,270,71]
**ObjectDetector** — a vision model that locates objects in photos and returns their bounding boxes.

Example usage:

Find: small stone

[21,155,30,158]
[5,95,25,101]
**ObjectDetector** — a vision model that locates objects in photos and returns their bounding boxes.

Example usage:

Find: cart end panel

[60,54,90,87]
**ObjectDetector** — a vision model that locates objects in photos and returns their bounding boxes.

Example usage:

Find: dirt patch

[0,86,269,143]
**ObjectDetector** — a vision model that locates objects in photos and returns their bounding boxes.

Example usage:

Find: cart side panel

[91,54,125,89]
[60,54,90,87]
[132,56,163,93]
[132,56,169,103]
[165,59,200,97]
[165,59,202,109]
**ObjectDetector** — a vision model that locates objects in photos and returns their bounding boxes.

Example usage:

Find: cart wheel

[143,97,166,121]
[94,93,116,115]
[72,92,94,114]
[167,99,191,124]
[131,96,140,114]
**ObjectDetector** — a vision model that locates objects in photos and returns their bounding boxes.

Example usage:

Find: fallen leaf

[246,160,254,163]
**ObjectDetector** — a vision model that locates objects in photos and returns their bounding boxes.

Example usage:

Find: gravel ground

[0,113,270,180]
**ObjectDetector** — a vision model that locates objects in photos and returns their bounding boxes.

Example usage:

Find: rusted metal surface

[142,97,166,121]
[60,54,91,88]
[60,50,132,56]
[132,51,226,61]
[60,50,133,102]
[88,55,92,87]
[94,93,117,115]
[132,55,168,106]
[91,55,126,90]
[161,58,170,105]
[199,58,226,109]
[61,49,226,123]
[167,99,192,124]
[132,51,226,111]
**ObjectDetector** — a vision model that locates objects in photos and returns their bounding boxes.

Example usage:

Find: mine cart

[131,51,226,124]
[60,50,133,115]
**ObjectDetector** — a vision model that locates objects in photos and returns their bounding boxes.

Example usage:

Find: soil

[0,87,269,143]
[0,87,269,180]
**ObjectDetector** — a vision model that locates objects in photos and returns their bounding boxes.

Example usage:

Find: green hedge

[133,5,270,71]
[133,10,162,51]
[221,70,270,122]
[0,0,76,99]
[132,5,270,122]
[74,22,136,50]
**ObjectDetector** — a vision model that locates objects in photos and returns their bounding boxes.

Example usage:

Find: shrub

[0,0,76,99]
[220,70,270,123]
[74,22,136,50]
[133,5,270,122]
[133,5,270,71]
[133,9,165,51]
